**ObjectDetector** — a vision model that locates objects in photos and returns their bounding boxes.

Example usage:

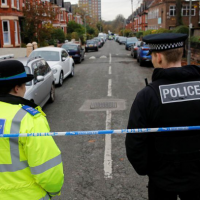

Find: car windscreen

[62,45,78,51]
[127,38,138,42]
[30,51,60,61]
[87,41,95,44]
[25,66,32,86]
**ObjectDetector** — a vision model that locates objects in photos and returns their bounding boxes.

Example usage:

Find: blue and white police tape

[0,126,200,138]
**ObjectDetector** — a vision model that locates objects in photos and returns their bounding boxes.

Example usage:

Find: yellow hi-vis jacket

[0,101,64,200]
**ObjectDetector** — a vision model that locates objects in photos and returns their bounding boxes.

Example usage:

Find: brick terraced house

[0,0,23,48]
[148,0,200,30]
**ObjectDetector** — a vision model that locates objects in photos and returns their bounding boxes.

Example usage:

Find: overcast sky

[65,0,139,21]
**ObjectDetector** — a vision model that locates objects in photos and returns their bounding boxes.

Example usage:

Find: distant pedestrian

[0,60,64,200]
[125,33,200,200]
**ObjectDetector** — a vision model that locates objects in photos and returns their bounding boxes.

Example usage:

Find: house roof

[64,2,72,12]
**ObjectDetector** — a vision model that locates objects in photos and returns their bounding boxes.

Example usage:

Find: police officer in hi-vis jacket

[126,33,200,200]
[0,60,64,200]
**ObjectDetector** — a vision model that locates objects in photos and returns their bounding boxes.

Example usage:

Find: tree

[52,29,65,43]
[96,22,104,32]
[22,0,58,44]
[67,21,85,34]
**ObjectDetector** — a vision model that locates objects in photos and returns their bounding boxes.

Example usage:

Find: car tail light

[142,47,149,50]
[134,47,138,50]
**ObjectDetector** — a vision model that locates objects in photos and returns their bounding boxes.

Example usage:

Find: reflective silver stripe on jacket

[39,193,50,200]
[30,154,62,175]
[0,108,28,172]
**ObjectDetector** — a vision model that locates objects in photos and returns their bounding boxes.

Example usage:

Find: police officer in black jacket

[125,33,200,200]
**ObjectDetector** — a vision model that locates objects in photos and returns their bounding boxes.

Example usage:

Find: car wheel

[96,48,98,51]
[49,83,55,103]
[134,53,137,59]
[86,49,88,52]
[77,57,82,64]
[69,65,74,77]
[139,58,143,66]
[58,71,63,86]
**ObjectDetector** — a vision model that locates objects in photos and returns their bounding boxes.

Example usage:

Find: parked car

[61,43,85,64]
[93,38,103,48]
[131,41,142,59]
[85,40,99,52]
[118,37,127,45]
[29,47,74,86]
[137,42,152,66]
[125,37,138,50]
[4,57,55,107]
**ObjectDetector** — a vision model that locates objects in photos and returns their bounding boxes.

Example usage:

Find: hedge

[191,36,200,43]
[172,25,189,34]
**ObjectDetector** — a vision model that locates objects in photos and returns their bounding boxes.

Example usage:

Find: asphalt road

[43,40,154,200]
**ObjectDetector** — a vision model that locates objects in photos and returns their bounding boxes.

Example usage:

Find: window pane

[3,33,9,43]
[3,21,8,31]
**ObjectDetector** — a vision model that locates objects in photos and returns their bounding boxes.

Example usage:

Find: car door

[61,50,70,78]
[40,59,52,100]
[31,61,44,105]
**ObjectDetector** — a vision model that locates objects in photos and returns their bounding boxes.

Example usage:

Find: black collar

[0,94,38,108]
[152,65,200,82]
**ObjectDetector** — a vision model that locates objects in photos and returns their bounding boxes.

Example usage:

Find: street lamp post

[84,14,91,41]
[187,0,192,65]
[131,0,134,32]
[84,14,87,41]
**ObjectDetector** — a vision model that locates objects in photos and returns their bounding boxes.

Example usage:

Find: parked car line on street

[29,47,75,86]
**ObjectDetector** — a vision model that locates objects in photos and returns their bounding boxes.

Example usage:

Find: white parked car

[10,57,55,107]
[29,47,75,86]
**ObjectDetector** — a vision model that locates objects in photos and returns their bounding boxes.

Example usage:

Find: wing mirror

[36,76,44,82]
[62,57,66,61]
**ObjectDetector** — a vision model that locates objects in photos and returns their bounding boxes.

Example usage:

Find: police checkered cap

[149,41,184,51]
[143,33,188,53]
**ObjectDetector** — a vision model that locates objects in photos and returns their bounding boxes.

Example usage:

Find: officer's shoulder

[21,105,42,117]
[136,83,159,103]
[137,84,155,97]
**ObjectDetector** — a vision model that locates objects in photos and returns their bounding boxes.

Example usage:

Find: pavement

[0,48,27,58]
[43,40,153,200]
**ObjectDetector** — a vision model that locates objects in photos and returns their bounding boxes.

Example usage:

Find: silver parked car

[14,57,55,107]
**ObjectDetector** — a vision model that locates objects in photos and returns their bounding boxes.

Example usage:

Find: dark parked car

[85,40,99,52]
[118,37,127,45]
[93,38,103,48]
[137,42,152,66]
[125,37,138,50]
[61,43,85,63]
[131,41,142,59]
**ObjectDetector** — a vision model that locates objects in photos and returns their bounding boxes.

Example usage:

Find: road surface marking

[89,56,96,59]
[100,56,107,58]
[109,66,112,75]
[104,110,112,179]
[109,53,112,64]
[107,79,112,97]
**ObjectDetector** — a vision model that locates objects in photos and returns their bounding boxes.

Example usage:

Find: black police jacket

[126,65,200,192]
